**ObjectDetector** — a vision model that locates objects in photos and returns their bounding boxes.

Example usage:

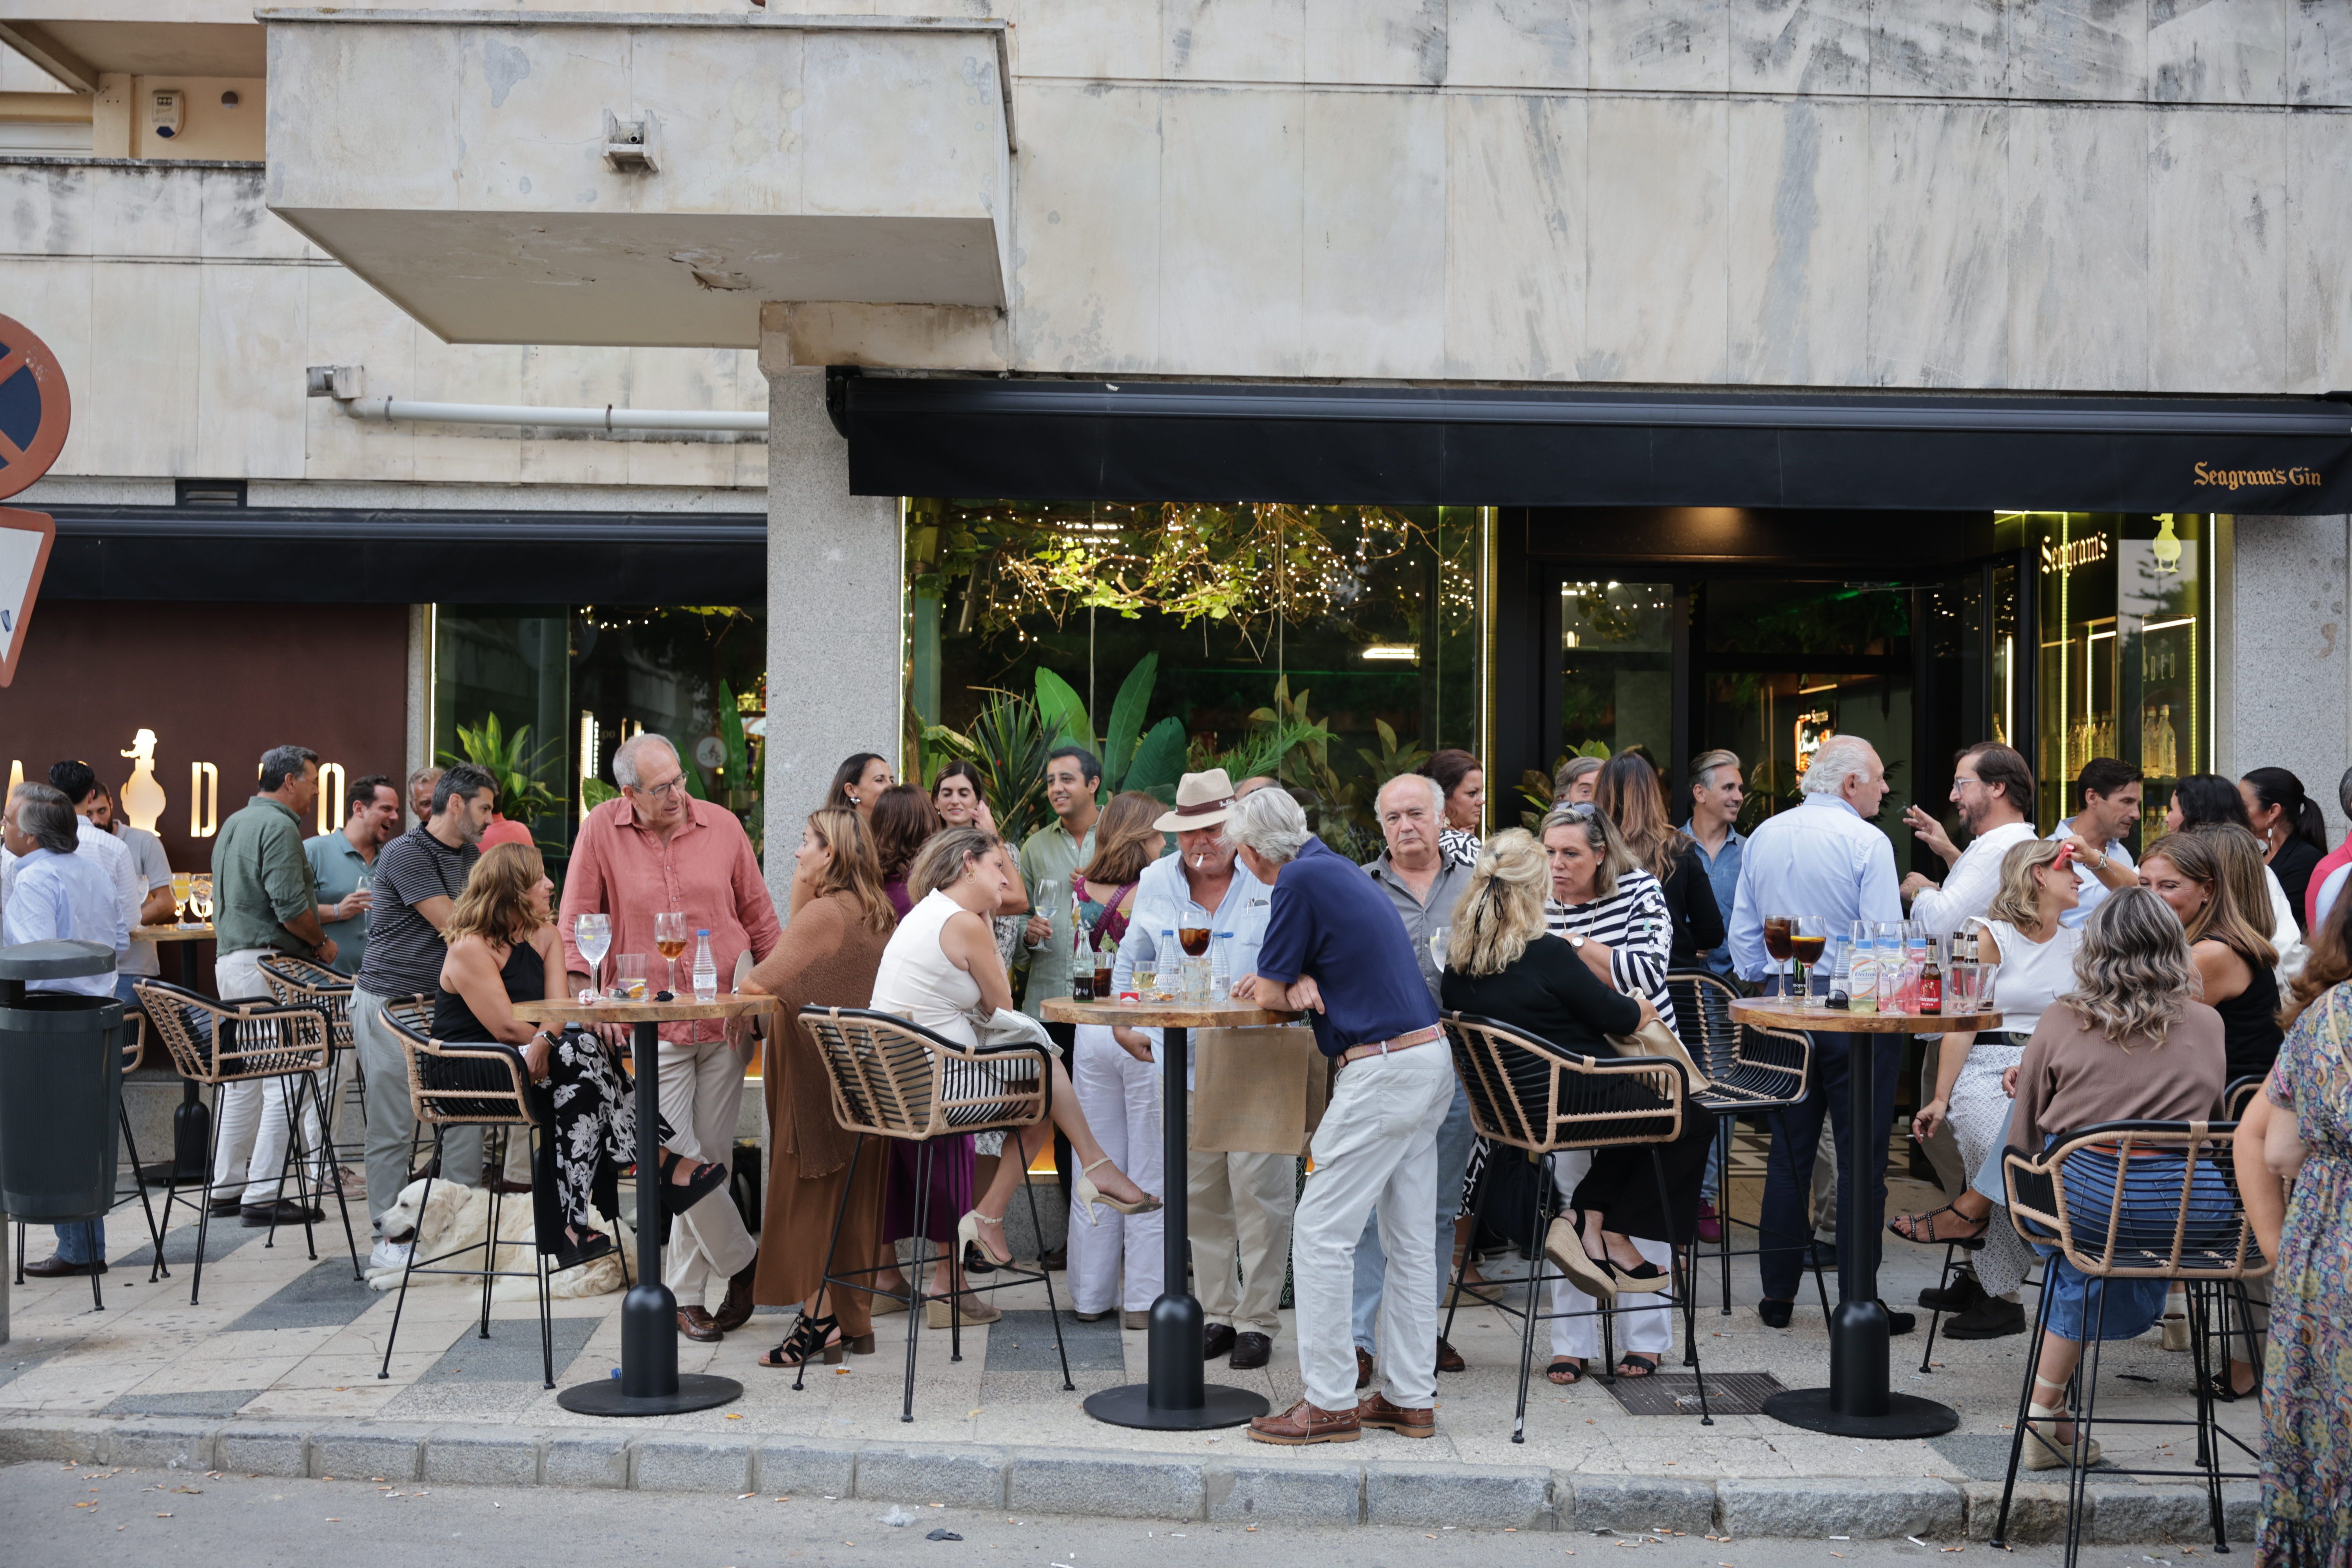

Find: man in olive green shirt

[209,745,338,1224]
[1018,745,1102,1019]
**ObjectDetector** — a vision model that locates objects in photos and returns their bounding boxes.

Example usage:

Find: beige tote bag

[1191,1025,1328,1155]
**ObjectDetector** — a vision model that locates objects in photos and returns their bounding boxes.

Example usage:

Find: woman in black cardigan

[1593,752,1723,968]
[1441,830,1714,1384]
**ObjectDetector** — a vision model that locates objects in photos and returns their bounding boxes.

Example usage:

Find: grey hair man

[1227,786,1455,1446]
[1348,773,1479,1383]
[1685,749,1746,978]
[349,762,499,1263]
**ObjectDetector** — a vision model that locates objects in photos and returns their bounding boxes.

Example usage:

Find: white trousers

[1291,1043,1456,1412]
[1066,1025,1165,1314]
[210,947,327,1206]
[1190,1131,1298,1337]
[657,1034,758,1307]
[1543,1150,1674,1361]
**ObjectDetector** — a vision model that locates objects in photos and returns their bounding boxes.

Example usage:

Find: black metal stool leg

[119,1103,168,1267]
[799,1135,864,1394]
[1019,1149,1074,1392]
[190,1100,224,1305]
[1990,1267,2062,1549]
[900,1139,933,1421]
[1510,1154,1552,1446]
[312,1073,363,1278]
[380,1134,437,1381]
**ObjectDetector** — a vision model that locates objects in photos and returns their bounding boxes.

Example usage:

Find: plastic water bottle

[1845,920,1878,1014]
[1158,927,1178,1001]
[1210,931,1234,1003]
[691,928,717,1003]
[1875,923,1904,1014]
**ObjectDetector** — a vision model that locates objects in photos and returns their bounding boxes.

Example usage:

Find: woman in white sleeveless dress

[1892,838,2083,1322]
[872,825,1160,1276]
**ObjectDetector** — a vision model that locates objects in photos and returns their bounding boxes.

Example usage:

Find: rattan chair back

[2222,1076,2264,1122]
[1444,1012,1685,1155]
[1665,970,1809,1112]
[130,978,334,1084]
[259,955,354,1053]
[800,1006,1051,1142]
[380,1005,537,1129]
[2001,1120,2266,1281]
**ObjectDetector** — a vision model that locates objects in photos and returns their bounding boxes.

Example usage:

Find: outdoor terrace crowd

[0,733,2344,1565]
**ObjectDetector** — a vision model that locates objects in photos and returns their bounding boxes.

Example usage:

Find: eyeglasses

[637,777,688,799]
[1951,777,1984,790]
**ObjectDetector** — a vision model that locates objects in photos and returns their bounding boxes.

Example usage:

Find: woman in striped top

[1540,805,1678,1032]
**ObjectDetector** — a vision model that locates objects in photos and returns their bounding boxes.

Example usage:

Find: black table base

[556,1017,740,1418]
[1763,1024,1958,1440]
[1082,1025,1270,1432]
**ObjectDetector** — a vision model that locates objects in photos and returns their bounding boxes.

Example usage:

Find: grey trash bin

[0,940,125,1227]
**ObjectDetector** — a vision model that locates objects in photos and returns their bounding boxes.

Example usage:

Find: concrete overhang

[0,3,268,87]
[259,9,1011,348]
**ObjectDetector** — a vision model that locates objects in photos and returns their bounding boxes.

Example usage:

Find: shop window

[2002,512,2216,841]
[905,501,1486,854]
[1560,579,1673,770]
[433,605,767,870]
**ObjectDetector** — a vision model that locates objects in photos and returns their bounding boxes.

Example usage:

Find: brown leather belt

[1338,1024,1443,1067]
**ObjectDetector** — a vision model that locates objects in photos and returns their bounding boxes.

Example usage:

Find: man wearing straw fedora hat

[1227,784,1454,1446]
[1110,770,1311,1372]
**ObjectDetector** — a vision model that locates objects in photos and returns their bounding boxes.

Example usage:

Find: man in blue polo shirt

[1229,786,1454,1446]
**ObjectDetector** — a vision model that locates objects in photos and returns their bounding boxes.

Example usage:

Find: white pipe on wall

[342,397,767,434]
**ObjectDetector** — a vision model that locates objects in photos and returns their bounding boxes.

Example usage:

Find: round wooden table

[512,993,779,1418]
[132,924,216,1181]
[1728,999,2000,1440]
[1042,998,1300,1431]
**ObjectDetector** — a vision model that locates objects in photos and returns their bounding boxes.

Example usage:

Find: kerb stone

[1963,1479,2071,1542]
[0,1415,104,1465]
[542,1430,631,1489]
[753,1437,855,1497]
[1009,1449,1203,1520]
[424,1426,543,1486]
[1366,1459,1553,1530]
[309,1421,435,1482]
[856,1443,1007,1508]
[1719,1478,1964,1539]
[1564,1474,1718,1534]
[632,1433,754,1492]
[215,1421,312,1477]
[106,1417,216,1472]
[1203,1460,1361,1525]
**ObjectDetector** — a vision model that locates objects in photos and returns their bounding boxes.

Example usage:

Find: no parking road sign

[0,312,71,688]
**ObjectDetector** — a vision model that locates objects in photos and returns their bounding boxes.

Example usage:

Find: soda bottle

[691,929,717,1003]
[1918,935,1943,1015]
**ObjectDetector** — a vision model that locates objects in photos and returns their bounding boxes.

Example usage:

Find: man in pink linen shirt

[560,733,782,1341]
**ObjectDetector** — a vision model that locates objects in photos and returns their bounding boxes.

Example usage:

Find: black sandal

[658,1151,731,1218]
[1613,1353,1660,1379]
[1598,1255,1673,1294]
[760,1312,845,1368]
[551,1227,614,1270]
[2200,1370,2260,1405]
[1546,1357,1584,1386]
[1888,1203,1989,1248]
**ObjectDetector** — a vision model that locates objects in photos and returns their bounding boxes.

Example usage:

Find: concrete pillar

[762,368,902,916]
[2229,514,2352,838]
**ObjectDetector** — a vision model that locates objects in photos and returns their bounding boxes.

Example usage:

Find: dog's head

[377,1177,471,1244]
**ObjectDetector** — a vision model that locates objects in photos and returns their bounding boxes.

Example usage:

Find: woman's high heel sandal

[1597,1254,1673,1294]
[2022,1401,2102,1470]
[759,1312,866,1369]
[958,1210,1013,1268]
[657,1151,731,1219]
[551,1227,614,1271]
[1543,1211,1616,1302]
[1074,1158,1161,1223]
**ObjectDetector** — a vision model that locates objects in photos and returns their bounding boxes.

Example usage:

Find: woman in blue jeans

[1981,888,2230,1470]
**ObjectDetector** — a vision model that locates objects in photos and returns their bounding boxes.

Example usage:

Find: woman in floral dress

[2257,898,2352,1566]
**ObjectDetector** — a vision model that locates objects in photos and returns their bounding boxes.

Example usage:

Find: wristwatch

[1564,934,1588,950]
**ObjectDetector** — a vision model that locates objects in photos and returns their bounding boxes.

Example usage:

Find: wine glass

[1761,913,1795,994]
[1789,915,1828,1008]
[574,913,612,1003]
[171,871,193,926]
[653,911,687,995]
[1429,926,1450,973]
[189,874,214,925]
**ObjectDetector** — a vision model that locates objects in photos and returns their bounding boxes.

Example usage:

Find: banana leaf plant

[439,712,564,826]
[1035,655,1189,804]
[922,687,1057,847]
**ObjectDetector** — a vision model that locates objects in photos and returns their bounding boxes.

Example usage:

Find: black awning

[42,506,766,603]
[842,376,2352,513]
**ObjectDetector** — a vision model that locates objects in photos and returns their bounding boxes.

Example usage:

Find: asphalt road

[5,1461,2201,1568]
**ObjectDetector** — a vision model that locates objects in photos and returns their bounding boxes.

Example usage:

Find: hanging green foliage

[439,712,563,824]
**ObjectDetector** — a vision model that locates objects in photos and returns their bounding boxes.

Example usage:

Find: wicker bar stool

[1662,972,1821,1319]
[130,978,359,1303]
[1438,1011,1708,1441]
[1989,1120,2268,1564]
[258,956,366,1187]
[376,1005,559,1387]
[797,1005,1071,1421]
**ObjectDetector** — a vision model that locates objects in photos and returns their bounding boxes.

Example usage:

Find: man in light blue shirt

[1725,735,1908,1332]
[2049,758,2141,929]
[1111,772,1294,1370]
[2,782,130,1278]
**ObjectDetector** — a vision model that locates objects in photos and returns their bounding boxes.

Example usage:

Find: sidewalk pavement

[0,1169,2264,1544]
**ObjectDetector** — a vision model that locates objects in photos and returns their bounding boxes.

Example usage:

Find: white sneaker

[368,1237,414,1272]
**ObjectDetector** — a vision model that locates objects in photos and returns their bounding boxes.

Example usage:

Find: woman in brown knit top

[742,806,900,1367]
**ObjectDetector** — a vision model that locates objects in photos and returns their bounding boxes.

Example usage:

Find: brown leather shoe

[1355,1346,1374,1389]
[1357,1391,1436,1438]
[22,1255,105,1278]
[677,1306,724,1342]
[711,1254,759,1333]
[1247,1397,1360,1445]
[1435,1335,1466,1374]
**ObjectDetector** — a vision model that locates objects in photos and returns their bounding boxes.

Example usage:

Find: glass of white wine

[653,911,687,996]
[189,874,214,924]
[574,913,612,1003]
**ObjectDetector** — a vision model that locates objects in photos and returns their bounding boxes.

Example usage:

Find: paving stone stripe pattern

[0,1169,2264,1544]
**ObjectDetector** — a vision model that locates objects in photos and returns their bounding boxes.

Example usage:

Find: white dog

[367,1177,631,1301]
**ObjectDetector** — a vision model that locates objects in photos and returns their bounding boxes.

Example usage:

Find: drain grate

[1599,1370,1785,1416]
